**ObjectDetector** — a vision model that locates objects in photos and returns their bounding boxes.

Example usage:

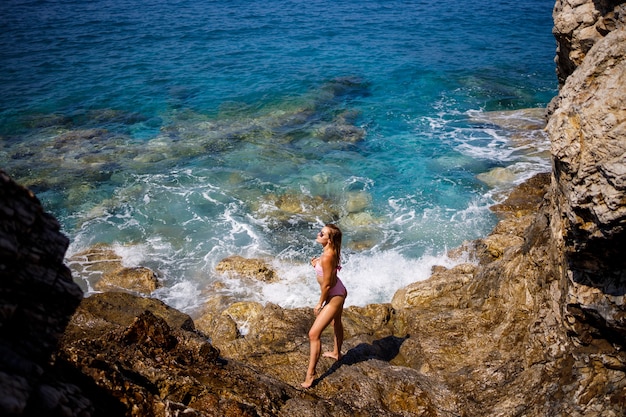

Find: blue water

[0,0,557,312]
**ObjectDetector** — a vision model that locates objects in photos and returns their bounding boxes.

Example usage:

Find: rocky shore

[1,1,625,416]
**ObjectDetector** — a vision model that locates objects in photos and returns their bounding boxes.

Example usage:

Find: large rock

[61,291,442,417]
[547,28,626,344]
[215,255,279,283]
[549,28,626,246]
[58,292,307,417]
[0,170,85,416]
[552,0,626,85]
[68,244,161,295]
[194,298,453,416]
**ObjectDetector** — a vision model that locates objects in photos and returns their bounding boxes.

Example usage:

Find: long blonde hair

[324,224,342,267]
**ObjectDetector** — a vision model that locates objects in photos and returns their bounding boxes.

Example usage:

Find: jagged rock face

[60,292,419,417]
[552,0,626,85]
[548,28,626,344]
[193,172,624,416]
[0,170,85,416]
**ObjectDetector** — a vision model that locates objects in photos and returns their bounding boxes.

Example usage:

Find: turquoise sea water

[1,0,557,312]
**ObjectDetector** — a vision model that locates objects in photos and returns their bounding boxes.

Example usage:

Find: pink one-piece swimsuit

[315,262,347,299]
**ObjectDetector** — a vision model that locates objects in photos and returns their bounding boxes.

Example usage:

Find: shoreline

[61,105,552,312]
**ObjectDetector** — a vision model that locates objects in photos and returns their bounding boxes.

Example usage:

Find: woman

[301,224,348,388]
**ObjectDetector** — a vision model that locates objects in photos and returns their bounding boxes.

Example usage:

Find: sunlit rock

[548,26,626,351]
[490,172,551,217]
[391,263,477,310]
[67,244,160,295]
[94,266,160,294]
[215,255,279,283]
[193,295,240,344]
[552,0,625,85]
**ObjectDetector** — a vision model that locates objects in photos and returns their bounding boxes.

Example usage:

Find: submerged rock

[318,76,372,102]
[22,112,73,129]
[345,190,372,213]
[476,167,518,187]
[253,192,340,225]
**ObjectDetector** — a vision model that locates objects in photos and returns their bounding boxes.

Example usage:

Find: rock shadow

[314,335,409,386]
[567,231,626,297]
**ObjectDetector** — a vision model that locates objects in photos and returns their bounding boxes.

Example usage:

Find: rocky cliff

[552,0,625,85]
[1,1,625,416]
[0,171,85,415]
[549,25,626,348]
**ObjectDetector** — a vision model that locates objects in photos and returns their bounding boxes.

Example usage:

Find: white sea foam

[153,281,203,313]
[110,242,151,267]
[213,248,473,309]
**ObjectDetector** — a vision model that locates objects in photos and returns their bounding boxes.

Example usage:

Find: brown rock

[215,255,279,283]
[552,0,626,85]
[60,291,402,416]
[547,23,626,369]
[94,266,160,294]
[549,28,626,246]
[68,244,161,295]
[491,172,551,216]
[391,263,477,310]
[342,304,396,339]
[194,299,264,346]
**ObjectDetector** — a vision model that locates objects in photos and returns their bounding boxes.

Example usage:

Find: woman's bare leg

[301,297,344,388]
[322,298,344,360]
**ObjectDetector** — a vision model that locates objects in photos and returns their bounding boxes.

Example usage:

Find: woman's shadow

[313,334,410,386]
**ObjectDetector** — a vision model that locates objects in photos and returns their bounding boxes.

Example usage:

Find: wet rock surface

[68,244,161,295]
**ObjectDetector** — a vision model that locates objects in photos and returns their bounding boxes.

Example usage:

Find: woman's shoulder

[320,250,338,266]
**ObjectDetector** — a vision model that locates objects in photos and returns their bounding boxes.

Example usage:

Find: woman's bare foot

[322,351,342,361]
[301,373,316,388]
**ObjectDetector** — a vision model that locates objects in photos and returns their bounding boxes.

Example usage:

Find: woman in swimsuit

[301,224,347,388]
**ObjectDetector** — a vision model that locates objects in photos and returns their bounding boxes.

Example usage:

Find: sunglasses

[318,231,325,238]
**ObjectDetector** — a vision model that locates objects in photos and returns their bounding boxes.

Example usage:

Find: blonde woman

[301,224,347,388]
